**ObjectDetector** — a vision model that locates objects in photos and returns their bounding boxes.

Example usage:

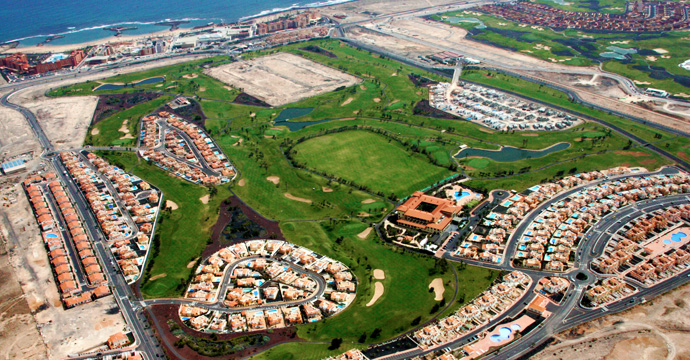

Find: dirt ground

[0,106,42,158]
[535,283,690,360]
[347,26,436,59]
[321,0,473,23]
[0,245,47,359]
[9,87,98,150]
[204,52,361,106]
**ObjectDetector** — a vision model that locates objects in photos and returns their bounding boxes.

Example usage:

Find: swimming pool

[454,191,471,201]
[489,324,522,343]
[46,233,58,239]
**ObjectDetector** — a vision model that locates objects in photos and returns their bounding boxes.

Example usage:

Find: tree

[411,316,422,326]
[358,333,367,343]
[328,338,343,350]
[371,328,382,339]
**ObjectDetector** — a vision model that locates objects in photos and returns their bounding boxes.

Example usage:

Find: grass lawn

[48,56,238,101]
[85,96,171,147]
[293,130,454,198]
[278,220,498,349]
[249,342,347,360]
[95,151,230,298]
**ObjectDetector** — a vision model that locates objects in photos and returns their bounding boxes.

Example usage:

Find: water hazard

[94,76,165,91]
[272,107,337,131]
[455,142,570,162]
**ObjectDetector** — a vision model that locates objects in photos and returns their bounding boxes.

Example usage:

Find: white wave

[4,17,219,44]
[238,0,356,22]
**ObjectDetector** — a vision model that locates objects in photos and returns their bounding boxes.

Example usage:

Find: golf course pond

[273,107,337,131]
[455,142,570,162]
[94,76,165,91]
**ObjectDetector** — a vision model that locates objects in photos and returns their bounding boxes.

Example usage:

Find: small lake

[455,142,570,162]
[600,46,637,60]
[273,107,338,131]
[94,76,165,91]
[446,17,487,29]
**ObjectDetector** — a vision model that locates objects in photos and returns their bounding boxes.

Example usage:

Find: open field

[293,130,453,198]
[12,88,97,149]
[0,103,42,157]
[48,56,237,102]
[534,283,690,360]
[204,52,361,106]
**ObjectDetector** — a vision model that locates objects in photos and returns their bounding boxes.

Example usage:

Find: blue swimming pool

[671,232,687,243]
[46,233,58,239]
[454,191,471,201]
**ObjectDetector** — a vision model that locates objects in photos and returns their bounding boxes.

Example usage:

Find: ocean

[0,0,354,48]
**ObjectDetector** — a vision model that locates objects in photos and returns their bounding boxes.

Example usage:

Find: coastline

[2,0,358,55]
[3,28,188,54]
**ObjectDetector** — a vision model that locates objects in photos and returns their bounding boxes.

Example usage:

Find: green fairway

[279,220,498,347]
[85,96,171,147]
[95,151,229,298]
[292,130,454,198]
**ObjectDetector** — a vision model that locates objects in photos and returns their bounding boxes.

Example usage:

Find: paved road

[142,255,328,314]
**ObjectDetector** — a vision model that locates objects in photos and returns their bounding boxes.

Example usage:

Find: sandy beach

[3,28,187,54]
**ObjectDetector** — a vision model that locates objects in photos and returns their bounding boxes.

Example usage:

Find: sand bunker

[366,282,385,307]
[341,97,354,106]
[361,199,376,204]
[360,84,367,90]
[149,273,167,281]
[238,179,246,186]
[429,278,445,301]
[199,194,210,204]
[118,119,134,139]
[165,200,178,210]
[187,258,199,268]
[267,176,280,185]
[322,186,333,192]
[91,128,100,135]
[284,193,312,203]
[358,227,373,239]
[205,52,361,107]
[199,87,206,92]
[182,73,198,79]
[373,269,385,280]
[373,97,381,103]
[654,48,669,54]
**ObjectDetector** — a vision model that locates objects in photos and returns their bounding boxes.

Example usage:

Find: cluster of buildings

[456,168,631,264]
[139,111,236,185]
[23,173,111,309]
[535,277,570,302]
[583,277,635,306]
[429,82,579,131]
[60,151,161,283]
[517,171,690,272]
[477,1,690,32]
[324,349,369,360]
[412,271,530,350]
[0,50,85,77]
[179,239,356,334]
[587,205,690,302]
[254,11,322,35]
[387,191,463,249]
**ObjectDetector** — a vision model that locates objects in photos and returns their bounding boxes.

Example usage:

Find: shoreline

[2,0,358,55]
[3,28,188,54]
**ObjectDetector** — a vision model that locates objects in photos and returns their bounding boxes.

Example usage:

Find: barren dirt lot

[535,283,690,360]
[10,88,97,150]
[0,105,41,157]
[204,52,361,106]
[0,248,47,359]
[347,26,435,59]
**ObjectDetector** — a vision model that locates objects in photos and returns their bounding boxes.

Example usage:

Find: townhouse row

[23,174,110,309]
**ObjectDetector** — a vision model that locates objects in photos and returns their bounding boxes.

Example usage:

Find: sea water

[0,0,355,47]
